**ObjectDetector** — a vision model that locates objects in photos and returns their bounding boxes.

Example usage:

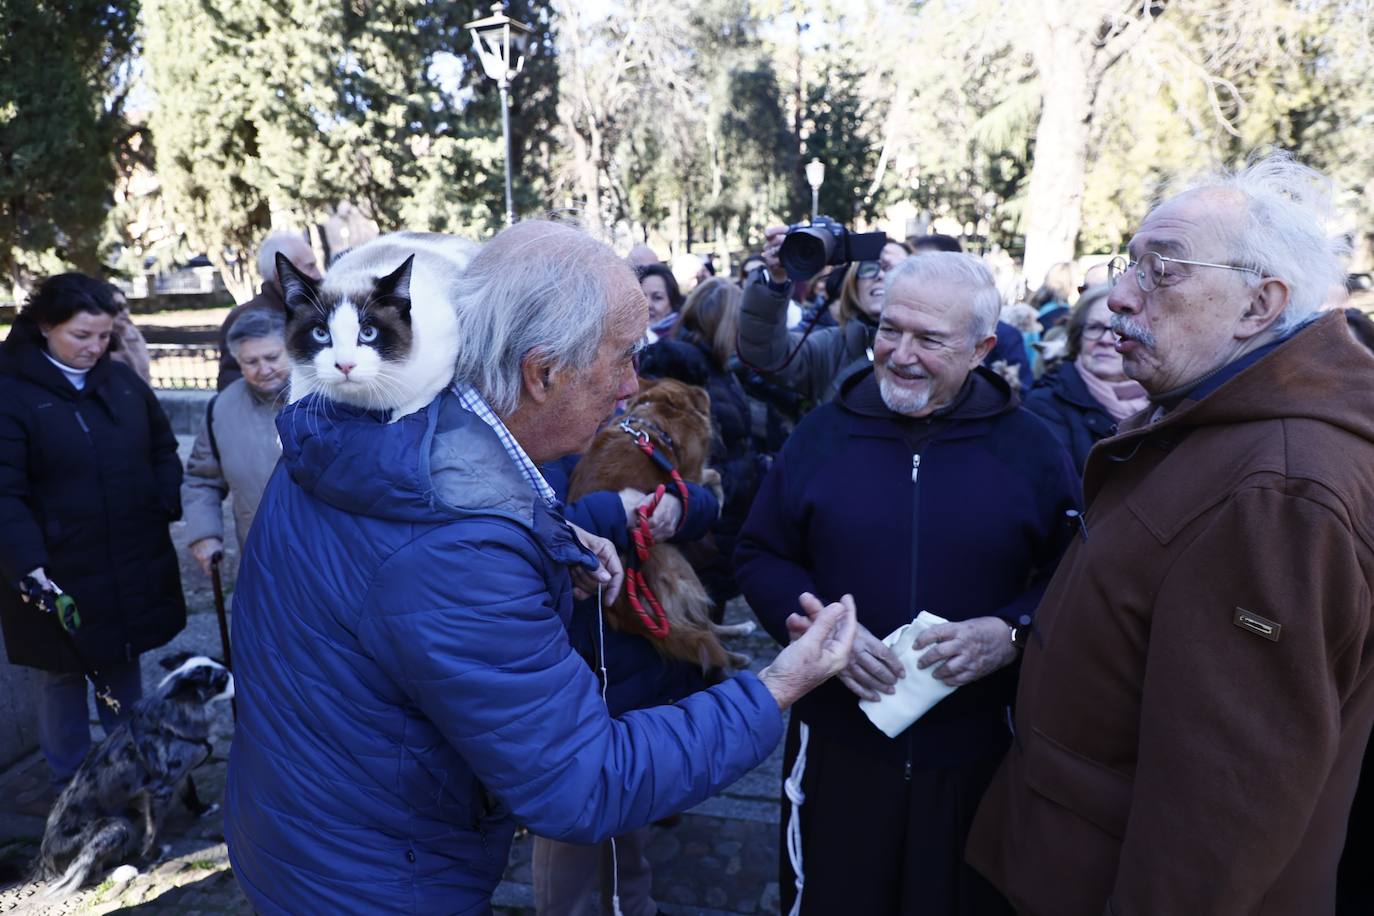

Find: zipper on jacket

[906,452,922,783]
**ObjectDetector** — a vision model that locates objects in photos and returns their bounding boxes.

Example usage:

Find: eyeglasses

[1107,252,1260,292]
[856,261,881,280]
[1081,321,1113,342]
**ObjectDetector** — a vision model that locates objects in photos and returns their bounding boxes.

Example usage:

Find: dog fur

[569,378,753,672]
[36,653,233,899]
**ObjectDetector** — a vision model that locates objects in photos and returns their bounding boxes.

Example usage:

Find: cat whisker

[369,371,407,410]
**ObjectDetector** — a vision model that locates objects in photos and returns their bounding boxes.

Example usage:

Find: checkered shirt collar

[452,383,557,509]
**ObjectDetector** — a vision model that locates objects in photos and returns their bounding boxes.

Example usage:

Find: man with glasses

[969,153,1374,916]
[737,250,1079,914]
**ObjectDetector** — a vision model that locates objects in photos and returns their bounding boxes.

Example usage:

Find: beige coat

[181,378,283,549]
[968,311,1374,915]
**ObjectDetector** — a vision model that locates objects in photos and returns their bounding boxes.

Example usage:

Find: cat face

[277,252,415,409]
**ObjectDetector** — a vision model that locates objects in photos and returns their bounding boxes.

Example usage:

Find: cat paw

[110,864,139,885]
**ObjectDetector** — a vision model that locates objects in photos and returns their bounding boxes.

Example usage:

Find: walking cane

[210,551,237,721]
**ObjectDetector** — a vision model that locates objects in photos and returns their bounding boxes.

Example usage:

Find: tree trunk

[1021,6,1095,293]
[569,126,603,236]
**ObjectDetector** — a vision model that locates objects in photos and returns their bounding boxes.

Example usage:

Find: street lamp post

[805,158,825,221]
[465,2,534,227]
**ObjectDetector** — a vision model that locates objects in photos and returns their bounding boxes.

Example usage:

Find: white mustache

[884,361,928,380]
[1109,314,1157,349]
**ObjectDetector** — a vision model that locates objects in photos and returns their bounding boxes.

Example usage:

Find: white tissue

[858,611,959,738]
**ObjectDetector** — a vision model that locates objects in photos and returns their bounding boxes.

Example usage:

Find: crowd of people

[1,150,1374,915]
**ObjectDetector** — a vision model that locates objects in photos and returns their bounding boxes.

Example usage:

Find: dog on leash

[569,378,754,674]
[36,653,233,899]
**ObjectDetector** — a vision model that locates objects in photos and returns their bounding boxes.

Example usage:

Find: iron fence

[148,343,220,390]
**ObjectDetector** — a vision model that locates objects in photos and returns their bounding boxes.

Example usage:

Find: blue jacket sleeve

[670,481,718,543]
[733,450,818,647]
[356,518,784,844]
[565,482,719,553]
[563,491,630,548]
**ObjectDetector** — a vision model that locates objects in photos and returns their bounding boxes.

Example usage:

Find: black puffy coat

[0,326,186,673]
[637,336,762,604]
[1022,361,1117,476]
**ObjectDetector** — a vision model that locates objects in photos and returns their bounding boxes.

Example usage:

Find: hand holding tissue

[859,612,960,738]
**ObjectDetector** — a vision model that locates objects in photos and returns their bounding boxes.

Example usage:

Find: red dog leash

[618,419,691,639]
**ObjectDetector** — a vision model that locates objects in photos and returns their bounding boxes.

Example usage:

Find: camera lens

[779,228,835,280]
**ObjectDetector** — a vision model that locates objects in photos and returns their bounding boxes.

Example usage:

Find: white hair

[1175,152,1349,334]
[885,251,1003,340]
[225,307,285,357]
[450,221,630,416]
[256,232,313,284]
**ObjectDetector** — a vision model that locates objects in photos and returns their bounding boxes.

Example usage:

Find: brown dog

[569,378,753,672]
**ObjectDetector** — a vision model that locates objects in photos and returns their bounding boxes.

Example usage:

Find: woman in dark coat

[639,277,761,611]
[637,262,684,342]
[0,274,186,786]
[1023,284,1148,475]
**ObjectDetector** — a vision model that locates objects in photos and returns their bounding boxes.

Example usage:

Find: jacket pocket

[1024,727,1132,839]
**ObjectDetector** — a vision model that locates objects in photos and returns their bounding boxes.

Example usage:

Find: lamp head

[464,2,534,83]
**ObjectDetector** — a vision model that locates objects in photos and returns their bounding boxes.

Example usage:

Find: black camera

[778,215,887,281]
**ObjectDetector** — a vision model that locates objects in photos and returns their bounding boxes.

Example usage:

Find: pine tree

[0,0,140,293]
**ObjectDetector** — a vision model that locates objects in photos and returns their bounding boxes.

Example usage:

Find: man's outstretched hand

[760,593,858,710]
[785,595,904,701]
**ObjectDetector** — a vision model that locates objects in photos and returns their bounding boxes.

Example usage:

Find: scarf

[1077,361,1149,422]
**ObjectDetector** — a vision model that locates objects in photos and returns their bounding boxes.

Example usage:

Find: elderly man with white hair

[216,231,322,389]
[224,220,858,915]
[968,153,1374,916]
[735,251,1079,915]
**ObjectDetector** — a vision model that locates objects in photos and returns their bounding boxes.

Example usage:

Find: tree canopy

[4,0,1372,297]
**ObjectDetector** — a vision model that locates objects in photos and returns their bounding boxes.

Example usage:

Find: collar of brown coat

[1083,310,1374,512]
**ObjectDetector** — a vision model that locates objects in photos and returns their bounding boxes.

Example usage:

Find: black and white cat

[276,232,475,421]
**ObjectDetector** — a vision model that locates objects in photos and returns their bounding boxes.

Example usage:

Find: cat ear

[276,252,319,322]
[374,254,415,321]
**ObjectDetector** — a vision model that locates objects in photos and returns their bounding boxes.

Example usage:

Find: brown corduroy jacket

[967,311,1374,915]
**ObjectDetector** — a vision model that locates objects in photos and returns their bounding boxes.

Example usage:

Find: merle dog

[36,653,233,899]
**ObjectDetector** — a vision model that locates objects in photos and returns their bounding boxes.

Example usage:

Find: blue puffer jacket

[225,389,784,915]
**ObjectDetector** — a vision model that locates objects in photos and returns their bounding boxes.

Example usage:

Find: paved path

[0,462,789,914]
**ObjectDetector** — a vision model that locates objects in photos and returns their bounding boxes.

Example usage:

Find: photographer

[738,223,891,405]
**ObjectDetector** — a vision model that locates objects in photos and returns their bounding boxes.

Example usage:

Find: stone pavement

[0,451,791,914]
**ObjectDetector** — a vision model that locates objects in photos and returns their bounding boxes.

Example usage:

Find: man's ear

[1238,276,1290,339]
[971,332,998,367]
[519,349,557,405]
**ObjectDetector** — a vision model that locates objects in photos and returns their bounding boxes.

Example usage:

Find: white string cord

[784,721,810,916]
[595,583,625,916]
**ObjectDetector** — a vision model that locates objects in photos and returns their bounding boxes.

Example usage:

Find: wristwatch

[1009,617,1032,652]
